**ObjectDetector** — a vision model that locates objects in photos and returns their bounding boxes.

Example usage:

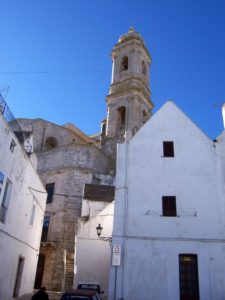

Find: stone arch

[45,137,58,150]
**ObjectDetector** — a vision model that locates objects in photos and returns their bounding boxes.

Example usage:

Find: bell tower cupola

[105,27,154,139]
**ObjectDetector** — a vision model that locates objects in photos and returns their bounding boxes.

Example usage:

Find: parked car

[60,289,101,300]
[77,283,104,299]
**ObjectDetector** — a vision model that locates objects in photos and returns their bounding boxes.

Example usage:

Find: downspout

[122,141,129,300]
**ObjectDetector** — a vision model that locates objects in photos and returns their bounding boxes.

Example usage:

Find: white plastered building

[108,101,225,300]
[0,106,47,300]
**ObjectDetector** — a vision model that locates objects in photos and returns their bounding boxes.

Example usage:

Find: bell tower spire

[105,27,154,141]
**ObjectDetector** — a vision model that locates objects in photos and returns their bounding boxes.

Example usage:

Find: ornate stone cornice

[111,39,151,61]
[105,87,154,108]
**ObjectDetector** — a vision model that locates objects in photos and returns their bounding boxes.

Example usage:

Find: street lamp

[96,223,112,244]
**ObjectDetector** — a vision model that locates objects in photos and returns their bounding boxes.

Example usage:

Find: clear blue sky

[0,0,225,139]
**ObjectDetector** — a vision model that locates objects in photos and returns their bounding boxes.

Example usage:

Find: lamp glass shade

[96,224,103,237]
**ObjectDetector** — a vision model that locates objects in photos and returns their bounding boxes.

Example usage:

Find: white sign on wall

[112,244,121,266]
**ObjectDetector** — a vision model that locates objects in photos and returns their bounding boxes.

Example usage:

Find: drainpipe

[209,257,214,300]
[121,141,129,300]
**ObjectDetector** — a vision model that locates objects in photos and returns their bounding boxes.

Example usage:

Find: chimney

[222,104,225,128]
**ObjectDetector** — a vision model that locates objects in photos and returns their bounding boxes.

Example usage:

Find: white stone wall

[75,200,114,299]
[122,240,225,300]
[109,101,225,300]
[0,115,46,300]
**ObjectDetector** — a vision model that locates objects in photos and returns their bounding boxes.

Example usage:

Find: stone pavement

[16,290,62,300]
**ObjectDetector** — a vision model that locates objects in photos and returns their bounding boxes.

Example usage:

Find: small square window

[46,183,55,204]
[162,196,177,217]
[163,141,174,157]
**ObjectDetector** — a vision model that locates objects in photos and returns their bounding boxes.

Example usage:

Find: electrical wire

[0,70,108,75]
[29,186,83,198]
[1,66,225,75]
[28,186,115,199]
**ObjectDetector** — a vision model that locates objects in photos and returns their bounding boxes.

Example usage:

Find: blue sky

[0,0,225,139]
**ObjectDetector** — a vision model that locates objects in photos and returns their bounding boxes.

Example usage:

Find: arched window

[117,106,126,129]
[121,56,128,71]
[45,137,58,150]
[142,61,147,76]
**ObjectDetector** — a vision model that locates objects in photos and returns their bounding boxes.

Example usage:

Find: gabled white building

[0,102,46,300]
[108,101,225,300]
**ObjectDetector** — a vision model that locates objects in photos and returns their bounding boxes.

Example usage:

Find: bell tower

[105,27,154,141]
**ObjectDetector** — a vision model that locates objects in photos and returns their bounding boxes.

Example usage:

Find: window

[162,196,176,216]
[0,171,4,184]
[163,141,174,157]
[41,216,50,242]
[10,139,16,152]
[179,254,199,300]
[30,205,36,226]
[121,56,128,71]
[46,183,54,204]
[142,61,147,76]
[0,179,12,223]
[13,256,25,298]
[0,171,4,195]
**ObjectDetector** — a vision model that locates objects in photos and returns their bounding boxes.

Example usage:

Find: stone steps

[47,291,62,300]
[64,254,74,291]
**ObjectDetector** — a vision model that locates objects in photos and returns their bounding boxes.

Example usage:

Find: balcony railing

[0,93,32,154]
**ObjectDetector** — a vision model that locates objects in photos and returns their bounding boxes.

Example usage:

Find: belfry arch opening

[117,106,126,130]
[121,56,128,71]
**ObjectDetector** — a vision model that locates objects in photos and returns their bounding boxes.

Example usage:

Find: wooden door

[34,254,45,289]
[13,256,25,297]
[179,254,199,300]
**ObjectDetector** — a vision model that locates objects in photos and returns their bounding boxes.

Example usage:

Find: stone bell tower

[105,27,154,144]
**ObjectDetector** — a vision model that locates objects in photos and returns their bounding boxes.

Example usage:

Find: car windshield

[78,284,100,293]
[62,296,91,300]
